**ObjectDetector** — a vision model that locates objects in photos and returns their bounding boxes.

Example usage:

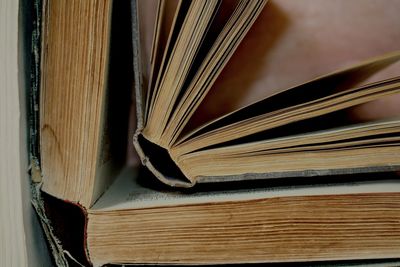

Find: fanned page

[134,0,400,186]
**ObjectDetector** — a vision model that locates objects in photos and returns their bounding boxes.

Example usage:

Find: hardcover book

[32,0,400,266]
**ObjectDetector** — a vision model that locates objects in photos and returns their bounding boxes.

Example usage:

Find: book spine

[31,183,91,267]
[131,0,193,188]
[131,0,144,131]
[28,0,42,182]
[28,0,67,265]
[28,1,91,266]
[133,130,194,187]
[31,184,69,267]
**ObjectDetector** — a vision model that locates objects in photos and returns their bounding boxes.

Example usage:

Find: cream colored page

[148,0,180,90]
[91,167,400,211]
[189,0,400,128]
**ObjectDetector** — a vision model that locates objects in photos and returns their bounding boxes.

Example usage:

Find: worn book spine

[131,0,193,188]
[28,0,91,266]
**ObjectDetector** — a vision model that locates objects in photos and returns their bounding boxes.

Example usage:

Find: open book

[36,0,400,266]
[132,0,400,188]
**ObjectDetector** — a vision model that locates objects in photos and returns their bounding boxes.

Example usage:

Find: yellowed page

[188,0,400,128]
